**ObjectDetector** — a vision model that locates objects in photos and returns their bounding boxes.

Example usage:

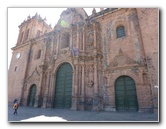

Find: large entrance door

[54,63,72,109]
[115,76,138,111]
[28,84,36,106]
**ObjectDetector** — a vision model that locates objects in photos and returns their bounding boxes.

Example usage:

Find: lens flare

[60,20,67,27]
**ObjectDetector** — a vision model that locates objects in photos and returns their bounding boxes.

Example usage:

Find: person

[13,101,19,115]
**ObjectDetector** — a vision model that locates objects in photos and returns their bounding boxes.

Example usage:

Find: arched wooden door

[115,76,138,111]
[54,63,72,109]
[28,84,36,106]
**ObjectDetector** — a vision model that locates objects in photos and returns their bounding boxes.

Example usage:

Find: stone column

[34,67,43,107]
[79,64,85,110]
[47,73,54,108]
[56,32,60,55]
[72,70,75,96]
[50,35,54,54]
[93,23,97,49]
[75,65,79,95]
[71,65,78,110]
[83,27,85,51]
[77,24,80,49]
[94,60,98,94]
[42,71,50,108]
[81,64,85,96]
[93,58,100,111]
[70,28,73,48]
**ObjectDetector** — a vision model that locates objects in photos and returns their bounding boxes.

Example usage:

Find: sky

[8,8,101,68]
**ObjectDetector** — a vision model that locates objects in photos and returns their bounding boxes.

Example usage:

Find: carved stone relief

[27,67,40,83]
[86,31,94,50]
[72,31,77,46]
[109,53,135,68]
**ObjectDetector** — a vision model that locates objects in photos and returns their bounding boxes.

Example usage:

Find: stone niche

[61,32,70,49]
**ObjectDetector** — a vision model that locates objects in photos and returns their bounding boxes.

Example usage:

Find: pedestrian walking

[13,101,19,115]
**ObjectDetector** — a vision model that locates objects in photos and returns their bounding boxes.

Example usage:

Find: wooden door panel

[54,63,72,109]
[115,76,138,111]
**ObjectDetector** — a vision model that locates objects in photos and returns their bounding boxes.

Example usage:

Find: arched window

[24,29,30,41]
[15,66,18,72]
[19,31,24,43]
[116,26,125,38]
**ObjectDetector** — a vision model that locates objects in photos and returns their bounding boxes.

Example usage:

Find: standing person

[13,101,19,115]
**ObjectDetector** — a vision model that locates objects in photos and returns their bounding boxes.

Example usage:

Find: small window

[15,66,18,72]
[116,26,125,38]
[36,50,41,59]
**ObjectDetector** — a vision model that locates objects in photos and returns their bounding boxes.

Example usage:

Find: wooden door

[115,76,138,111]
[54,63,72,109]
[28,84,36,106]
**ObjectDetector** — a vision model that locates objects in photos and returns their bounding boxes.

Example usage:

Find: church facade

[8,8,159,112]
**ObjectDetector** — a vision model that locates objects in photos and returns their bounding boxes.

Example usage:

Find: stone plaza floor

[8,105,159,122]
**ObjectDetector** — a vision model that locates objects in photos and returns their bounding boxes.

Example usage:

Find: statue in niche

[87,32,94,47]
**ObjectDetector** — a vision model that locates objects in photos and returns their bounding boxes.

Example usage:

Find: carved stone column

[71,65,78,110]
[50,35,54,55]
[70,28,73,48]
[42,71,50,108]
[83,26,85,51]
[81,64,85,96]
[77,24,80,49]
[93,23,97,49]
[94,58,98,94]
[93,58,100,111]
[72,70,75,96]
[47,73,54,108]
[56,32,60,55]
[75,65,79,95]
[34,65,44,107]
[79,64,85,110]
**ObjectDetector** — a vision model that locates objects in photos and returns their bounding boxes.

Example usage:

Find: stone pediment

[108,53,135,68]
[27,67,40,82]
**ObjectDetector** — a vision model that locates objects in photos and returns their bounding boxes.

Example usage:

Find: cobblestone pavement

[8,105,159,122]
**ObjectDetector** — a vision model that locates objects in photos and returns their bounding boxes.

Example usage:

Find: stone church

[8,8,158,112]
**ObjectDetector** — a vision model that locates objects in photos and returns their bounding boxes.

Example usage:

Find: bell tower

[8,13,52,105]
[16,13,52,46]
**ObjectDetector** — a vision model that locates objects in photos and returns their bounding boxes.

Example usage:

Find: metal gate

[115,76,138,111]
[54,63,72,109]
[28,84,36,106]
